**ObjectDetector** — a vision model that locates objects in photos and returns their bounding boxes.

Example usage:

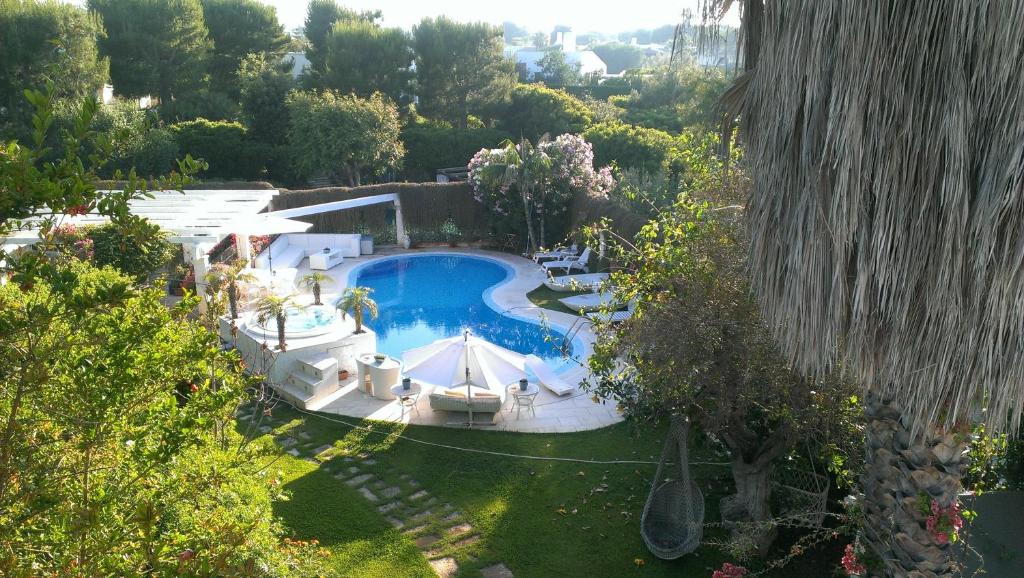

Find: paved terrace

[282,247,623,433]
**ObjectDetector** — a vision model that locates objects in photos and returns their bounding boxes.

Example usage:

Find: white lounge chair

[544,272,609,292]
[558,290,622,313]
[533,244,578,263]
[542,247,591,274]
[587,300,636,323]
[525,355,575,396]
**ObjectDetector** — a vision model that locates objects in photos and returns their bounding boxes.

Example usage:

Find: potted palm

[253,294,297,351]
[300,271,333,306]
[337,286,378,334]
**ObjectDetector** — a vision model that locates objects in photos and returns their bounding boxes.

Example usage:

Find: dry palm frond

[721,0,1024,435]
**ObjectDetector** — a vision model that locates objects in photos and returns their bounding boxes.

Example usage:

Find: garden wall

[269,182,489,245]
[568,191,649,242]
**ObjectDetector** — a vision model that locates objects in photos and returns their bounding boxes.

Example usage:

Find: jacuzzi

[248,304,344,339]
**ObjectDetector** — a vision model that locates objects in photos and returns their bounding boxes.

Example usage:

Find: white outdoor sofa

[255,233,363,270]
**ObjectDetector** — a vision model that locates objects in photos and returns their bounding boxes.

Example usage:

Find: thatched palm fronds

[725,0,1024,437]
[337,287,378,334]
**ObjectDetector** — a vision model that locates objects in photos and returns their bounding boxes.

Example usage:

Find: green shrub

[87,221,175,281]
[400,125,511,181]
[170,118,266,179]
[497,84,592,139]
[582,121,676,174]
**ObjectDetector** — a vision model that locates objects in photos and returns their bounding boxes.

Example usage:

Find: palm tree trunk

[276,313,287,351]
[228,282,238,320]
[355,307,363,333]
[521,189,537,253]
[861,393,967,577]
[313,282,321,306]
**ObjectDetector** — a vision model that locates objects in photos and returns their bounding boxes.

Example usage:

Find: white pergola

[1,189,280,246]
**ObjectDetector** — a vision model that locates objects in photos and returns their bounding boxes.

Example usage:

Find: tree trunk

[228,282,238,320]
[355,307,363,334]
[313,282,321,306]
[276,313,287,351]
[861,393,967,578]
[539,209,546,249]
[720,458,777,557]
[521,189,537,253]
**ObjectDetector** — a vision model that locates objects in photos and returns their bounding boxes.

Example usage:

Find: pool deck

[281,247,623,433]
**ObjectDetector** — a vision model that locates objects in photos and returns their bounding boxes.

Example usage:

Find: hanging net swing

[641,414,705,559]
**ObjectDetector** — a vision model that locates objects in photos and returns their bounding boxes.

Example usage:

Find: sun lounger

[559,290,622,313]
[543,272,609,292]
[586,300,636,323]
[533,244,578,263]
[524,355,575,395]
[541,247,591,274]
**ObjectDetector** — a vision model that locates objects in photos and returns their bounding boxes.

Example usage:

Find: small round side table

[507,382,540,419]
[391,382,422,420]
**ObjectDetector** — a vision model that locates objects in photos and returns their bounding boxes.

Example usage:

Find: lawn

[241,404,846,577]
[240,403,738,577]
[526,284,589,315]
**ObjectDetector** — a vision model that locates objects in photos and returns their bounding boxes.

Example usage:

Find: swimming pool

[349,254,578,369]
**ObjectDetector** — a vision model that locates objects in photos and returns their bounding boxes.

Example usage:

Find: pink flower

[935,532,949,545]
[841,543,866,575]
[711,562,748,578]
[930,501,941,516]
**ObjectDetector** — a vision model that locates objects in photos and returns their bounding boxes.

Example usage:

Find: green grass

[526,284,589,315]
[242,405,742,577]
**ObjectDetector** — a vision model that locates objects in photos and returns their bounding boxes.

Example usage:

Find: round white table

[357,354,401,400]
[391,382,422,419]
[507,382,540,419]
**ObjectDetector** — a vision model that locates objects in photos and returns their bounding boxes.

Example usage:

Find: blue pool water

[350,255,574,367]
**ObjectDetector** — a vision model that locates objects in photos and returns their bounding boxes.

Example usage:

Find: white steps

[281,352,341,408]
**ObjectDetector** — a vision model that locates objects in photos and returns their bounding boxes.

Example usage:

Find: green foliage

[399,125,511,181]
[498,84,592,140]
[0,0,108,138]
[303,0,380,80]
[200,0,289,98]
[592,42,646,74]
[86,221,175,281]
[613,67,732,133]
[169,118,267,179]
[533,50,582,87]
[287,90,404,185]
[413,16,516,128]
[320,19,413,104]
[238,53,295,142]
[583,121,676,175]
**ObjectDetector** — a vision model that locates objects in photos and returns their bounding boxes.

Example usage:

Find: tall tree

[321,19,412,103]
[286,90,404,186]
[238,52,294,143]
[200,0,289,98]
[89,0,212,114]
[534,49,582,87]
[723,1,1024,575]
[303,0,380,79]
[0,0,108,137]
[413,16,516,128]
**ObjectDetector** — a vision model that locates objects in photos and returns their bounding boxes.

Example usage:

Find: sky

[67,0,739,36]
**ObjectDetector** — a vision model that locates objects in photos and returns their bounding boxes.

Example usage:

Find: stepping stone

[480,563,514,578]
[345,474,373,487]
[429,557,458,578]
[380,486,401,499]
[278,437,298,448]
[403,524,427,535]
[286,448,301,457]
[258,425,272,433]
[297,431,312,440]
[409,490,429,501]
[302,457,318,465]
[408,509,433,523]
[407,478,420,487]
[442,511,462,522]
[357,487,378,502]
[386,517,404,529]
[452,535,480,549]
[361,458,377,465]
[333,471,348,480]
[313,444,332,454]
[422,497,437,507]
[446,523,472,536]
[414,534,440,548]
[347,466,361,474]
[238,414,251,422]
[371,480,387,490]
[377,501,401,514]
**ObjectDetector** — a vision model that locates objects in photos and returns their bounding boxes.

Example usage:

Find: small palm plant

[253,294,297,351]
[337,286,378,334]
[300,271,333,306]
[208,259,256,320]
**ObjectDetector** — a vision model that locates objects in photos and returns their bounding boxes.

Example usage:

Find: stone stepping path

[254,420,515,577]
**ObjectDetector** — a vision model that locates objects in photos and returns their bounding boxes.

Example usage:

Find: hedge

[169,118,270,180]
[582,121,677,174]
[400,126,512,181]
[270,182,491,244]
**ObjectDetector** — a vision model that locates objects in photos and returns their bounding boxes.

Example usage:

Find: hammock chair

[641,414,705,559]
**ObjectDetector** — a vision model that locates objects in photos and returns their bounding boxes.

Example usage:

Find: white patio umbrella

[219,214,312,269]
[401,330,528,427]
